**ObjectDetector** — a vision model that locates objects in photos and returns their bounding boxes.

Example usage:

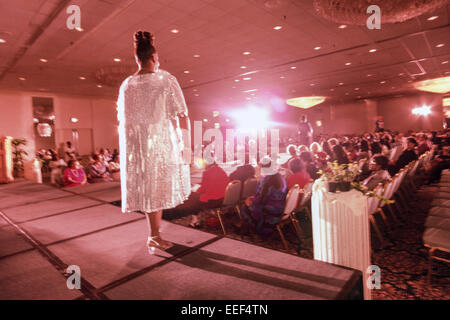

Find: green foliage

[11,138,28,175]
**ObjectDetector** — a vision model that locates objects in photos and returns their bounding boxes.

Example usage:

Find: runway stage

[0,180,363,300]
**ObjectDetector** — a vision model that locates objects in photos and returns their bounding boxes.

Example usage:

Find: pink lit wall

[0,90,119,159]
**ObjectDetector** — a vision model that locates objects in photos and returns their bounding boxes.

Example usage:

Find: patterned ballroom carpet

[164,185,450,300]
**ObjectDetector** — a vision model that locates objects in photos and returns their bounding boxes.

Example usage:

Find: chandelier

[286,96,326,109]
[414,76,450,94]
[313,0,450,25]
[94,65,136,87]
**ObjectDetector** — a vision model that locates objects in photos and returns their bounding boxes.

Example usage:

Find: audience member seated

[239,159,287,239]
[164,161,230,227]
[332,144,350,165]
[299,151,319,180]
[229,156,256,184]
[108,154,121,181]
[64,141,77,162]
[100,148,112,162]
[88,154,112,182]
[63,160,88,187]
[287,158,311,189]
[425,146,450,183]
[370,141,382,156]
[49,153,67,186]
[417,134,430,156]
[281,145,298,169]
[388,137,418,176]
[362,155,391,190]
[358,139,370,160]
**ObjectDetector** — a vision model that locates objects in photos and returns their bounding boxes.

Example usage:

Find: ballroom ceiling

[0,0,449,113]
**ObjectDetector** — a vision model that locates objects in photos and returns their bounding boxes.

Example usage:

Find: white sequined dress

[117,69,191,213]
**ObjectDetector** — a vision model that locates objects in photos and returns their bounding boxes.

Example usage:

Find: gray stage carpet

[0,179,361,300]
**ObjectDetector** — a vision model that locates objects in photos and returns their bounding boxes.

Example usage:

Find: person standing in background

[298,115,313,147]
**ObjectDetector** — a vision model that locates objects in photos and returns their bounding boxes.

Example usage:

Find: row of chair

[367,150,433,248]
[423,169,450,283]
[211,176,314,251]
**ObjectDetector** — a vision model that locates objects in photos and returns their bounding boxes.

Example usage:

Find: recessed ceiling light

[234,79,240,82]
[330,88,335,91]
[0,39,6,43]
[436,43,445,48]
[171,29,179,33]
[190,79,195,82]
[114,58,121,62]
[18,77,26,81]
[314,46,321,50]
[345,92,349,95]
[380,80,386,84]
[442,61,449,64]
[71,117,79,123]
[367,74,373,77]
[427,16,439,21]
[194,94,199,97]
[203,119,208,122]
[97,85,102,88]
[240,66,247,69]
[193,54,200,58]
[242,51,251,55]
[290,66,297,69]
[369,49,377,53]
[338,24,347,29]
[339,82,344,85]
[40,58,48,63]
[345,62,351,66]
[243,77,251,80]
[273,26,282,30]
[75,27,84,32]
[310,83,315,86]
[184,70,190,74]
[354,87,360,90]
[79,76,86,80]
[193,89,197,92]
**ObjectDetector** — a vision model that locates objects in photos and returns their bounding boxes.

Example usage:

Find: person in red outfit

[163,161,230,227]
[286,158,311,189]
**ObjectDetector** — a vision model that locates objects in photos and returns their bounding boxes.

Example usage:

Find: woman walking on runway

[117,31,191,253]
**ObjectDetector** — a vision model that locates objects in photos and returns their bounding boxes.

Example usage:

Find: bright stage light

[412,105,431,116]
[286,96,326,109]
[230,105,271,131]
[414,76,450,94]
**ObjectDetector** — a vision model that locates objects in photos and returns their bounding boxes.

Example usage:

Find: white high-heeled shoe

[146,236,173,254]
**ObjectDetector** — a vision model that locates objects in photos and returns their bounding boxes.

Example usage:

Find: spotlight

[412,106,431,116]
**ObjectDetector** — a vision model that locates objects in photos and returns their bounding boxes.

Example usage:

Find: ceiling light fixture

[79,76,86,80]
[436,43,445,48]
[286,96,326,109]
[40,58,48,63]
[184,70,190,74]
[0,39,6,43]
[193,54,200,58]
[242,51,251,55]
[345,62,351,66]
[114,58,121,62]
[338,24,347,29]
[18,77,26,81]
[414,76,450,94]
[171,29,179,33]
[71,117,79,123]
[240,66,247,69]
[369,49,377,53]
[339,82,344,85]
[427,16,439,21]
[290,66,297,69]
[97,85,102,88]
[380,80,386,84]
[75,27,84,32]
[273,26,282,30]
[314,46,321,50]
[412,105,431,116]
[442,61,448,64]
[243,77,251,80]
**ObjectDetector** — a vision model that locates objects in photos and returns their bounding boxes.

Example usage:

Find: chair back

[222,180,242,206]
[390,146,403,162]
[408,160,420,177]
[379,177,395,207]
[367,183,383,215]
[241,178,258,199]
[284,184,301,214]
[299,180,313,207]
[393,168,406,193]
